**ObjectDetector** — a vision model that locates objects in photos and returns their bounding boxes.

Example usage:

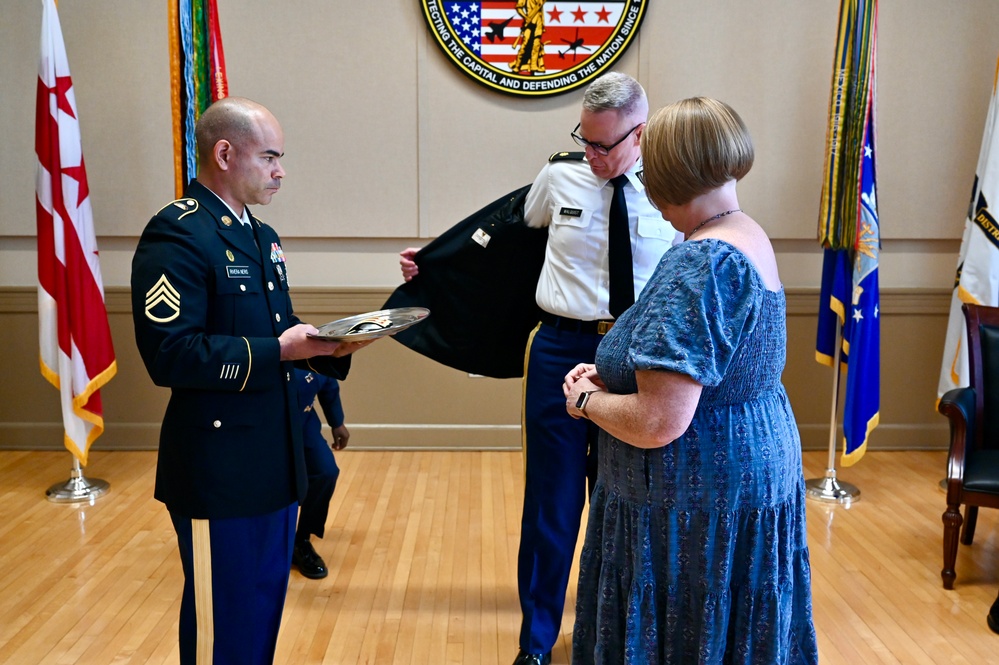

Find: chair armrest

[939,387,977,490]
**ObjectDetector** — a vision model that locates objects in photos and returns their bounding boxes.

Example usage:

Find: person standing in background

[291,368,350,580]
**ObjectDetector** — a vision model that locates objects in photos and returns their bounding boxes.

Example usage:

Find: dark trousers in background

[297,433,340,541]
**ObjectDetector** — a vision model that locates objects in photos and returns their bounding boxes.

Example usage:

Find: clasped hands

[563,363,606,420]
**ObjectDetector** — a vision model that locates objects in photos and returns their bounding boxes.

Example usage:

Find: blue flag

[815,0,880,466]
[816,109,881,466]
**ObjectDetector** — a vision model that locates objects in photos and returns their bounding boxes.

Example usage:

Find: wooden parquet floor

[0,449,996,664]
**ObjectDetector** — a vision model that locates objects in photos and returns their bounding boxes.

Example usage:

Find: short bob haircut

[640,97,754,209]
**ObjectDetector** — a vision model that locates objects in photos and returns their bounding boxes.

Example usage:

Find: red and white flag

[36,0,116,466]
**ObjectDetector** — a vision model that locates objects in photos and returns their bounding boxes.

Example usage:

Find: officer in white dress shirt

[400,73,678,665]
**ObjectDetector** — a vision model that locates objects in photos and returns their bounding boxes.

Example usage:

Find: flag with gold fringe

[937,55,999,402]
[36,0,117,466]
[169,0,228,198]
[815,0,880,467]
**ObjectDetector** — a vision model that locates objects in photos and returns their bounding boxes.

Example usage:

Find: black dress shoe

[512,650,551,665]
[989,592,999,634]
[292,539,328,579]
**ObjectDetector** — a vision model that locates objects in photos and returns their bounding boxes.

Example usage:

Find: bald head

[193,97,286,210]
[195,97,275,167]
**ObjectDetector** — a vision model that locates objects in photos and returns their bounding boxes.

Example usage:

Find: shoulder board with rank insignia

[548,151,585,162]
[156,198,200,219]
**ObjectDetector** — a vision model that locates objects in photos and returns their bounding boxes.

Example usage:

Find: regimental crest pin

[419,0,649,97]
[162,198,198,219]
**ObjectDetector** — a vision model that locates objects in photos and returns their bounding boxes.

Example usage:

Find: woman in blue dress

[563,98,818,664]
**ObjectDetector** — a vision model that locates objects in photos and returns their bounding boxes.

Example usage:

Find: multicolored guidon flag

[815,0,880,467]
[36,0,117,466]
[421,1,648,96]
[169,0,228,198]
[938,55,999,402]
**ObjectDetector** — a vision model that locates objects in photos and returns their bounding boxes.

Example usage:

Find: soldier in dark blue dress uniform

[291,368,349,579]
[131,97,372,665]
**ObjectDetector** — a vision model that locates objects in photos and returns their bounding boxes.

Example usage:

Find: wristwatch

[575,390,595,417]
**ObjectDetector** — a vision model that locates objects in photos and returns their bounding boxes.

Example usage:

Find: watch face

[576,392,589,409]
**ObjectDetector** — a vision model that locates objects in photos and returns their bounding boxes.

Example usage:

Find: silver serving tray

[307,307,430,342]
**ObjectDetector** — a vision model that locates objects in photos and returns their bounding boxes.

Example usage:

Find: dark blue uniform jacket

[131,180,349,519]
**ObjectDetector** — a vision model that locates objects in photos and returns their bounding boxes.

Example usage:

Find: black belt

[540,311,615,335]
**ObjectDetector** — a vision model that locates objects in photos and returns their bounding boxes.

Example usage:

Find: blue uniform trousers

[519,322,601,653]
[171,503,297,665]
[297,434,340,540]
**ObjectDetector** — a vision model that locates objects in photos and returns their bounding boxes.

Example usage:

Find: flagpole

[806,323,861,504]
[46,457,109,503]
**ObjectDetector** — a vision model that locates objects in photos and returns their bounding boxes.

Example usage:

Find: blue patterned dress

[572,240,818,665]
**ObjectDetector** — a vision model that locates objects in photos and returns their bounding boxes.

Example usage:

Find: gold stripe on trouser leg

[521,322,542,476]
[192,519,215,664]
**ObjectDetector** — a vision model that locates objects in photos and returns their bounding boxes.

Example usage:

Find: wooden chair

[938,303,999,589]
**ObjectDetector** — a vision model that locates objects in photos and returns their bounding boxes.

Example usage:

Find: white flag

[938,56,999,401]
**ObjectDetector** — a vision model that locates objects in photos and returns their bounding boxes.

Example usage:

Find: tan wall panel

[7,1,998,244]
[0,1,983,460]
[0,1,175,239]
[642,1,837,241]
[0,287,950,455]
[219,0,423,238]
[782,290,950,452]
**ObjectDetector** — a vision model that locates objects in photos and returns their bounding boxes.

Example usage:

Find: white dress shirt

[524,156,679,320]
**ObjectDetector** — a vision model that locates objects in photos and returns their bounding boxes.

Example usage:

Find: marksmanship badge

[421,0,648,97]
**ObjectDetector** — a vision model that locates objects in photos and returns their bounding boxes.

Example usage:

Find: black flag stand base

[46,457,109,503]
[806,325,861,505]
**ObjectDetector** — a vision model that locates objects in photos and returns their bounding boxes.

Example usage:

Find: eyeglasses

[570,123,643,156]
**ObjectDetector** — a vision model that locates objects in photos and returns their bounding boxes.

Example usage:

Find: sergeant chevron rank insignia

[145,274,181,323]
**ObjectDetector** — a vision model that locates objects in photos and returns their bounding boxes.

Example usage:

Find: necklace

[687,208,741,238]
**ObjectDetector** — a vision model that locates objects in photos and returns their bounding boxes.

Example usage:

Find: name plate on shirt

[559,207,583,218]
[471,228,491,248]
[226,265,251,279]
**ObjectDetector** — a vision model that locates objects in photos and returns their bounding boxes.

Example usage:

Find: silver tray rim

[307,307,430,341]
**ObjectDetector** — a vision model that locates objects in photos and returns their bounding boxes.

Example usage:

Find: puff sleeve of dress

[625,240,765,387]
